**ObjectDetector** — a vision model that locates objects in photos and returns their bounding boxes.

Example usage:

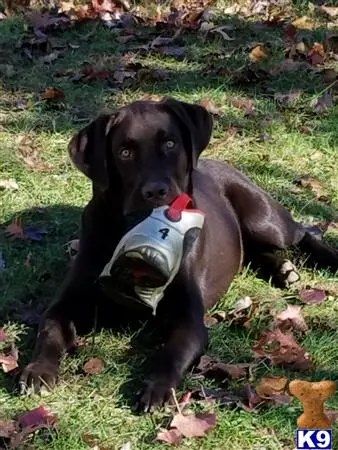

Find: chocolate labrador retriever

[20,97,338,411]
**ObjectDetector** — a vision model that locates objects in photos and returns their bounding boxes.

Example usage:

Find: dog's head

[68,97,213,214]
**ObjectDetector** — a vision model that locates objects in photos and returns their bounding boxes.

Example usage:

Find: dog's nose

[142,181,169,202]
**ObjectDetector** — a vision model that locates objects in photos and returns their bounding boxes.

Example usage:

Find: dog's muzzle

[98,193,205,314]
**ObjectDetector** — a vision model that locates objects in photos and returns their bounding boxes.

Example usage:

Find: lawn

[0,0,338,448]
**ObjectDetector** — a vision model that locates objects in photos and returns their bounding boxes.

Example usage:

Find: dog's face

[69,98,213,214]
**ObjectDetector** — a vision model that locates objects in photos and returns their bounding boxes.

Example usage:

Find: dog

[20,97,338,412]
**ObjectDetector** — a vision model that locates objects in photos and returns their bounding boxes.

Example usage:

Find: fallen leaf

[229,98,256,116]
[0,344,18,372]
[311,91,333,113]
[25,10,70,32]
[83,358,105,375]
[230,296,253,316]
[275,305,309,332]
[292,16,316,30]
[253,329,311,370]
[0,419,16,439]
[178,391,192,409]
[40,87,65,102]
[156,428,182,445]
[80,65,111,82]
[298,175,329,201]
[249,45,269,63]
[0,179,19,190]
[299,288,327,304]
[199,98,222,115]
[5,219,25,239]
[300,125,314,134]
[240,384,264,412]
[308,43,325,65]
[17,134,53,171]
[191,387,240,407]
[18,406,56,430]
[203,314,219,327]
[274,91,302,107]
[0,328,8,342]
[320,5,338,18]
[194,354,252,382]
[255,376,288,398]
[170,412,216,438]
[24,225,47,241]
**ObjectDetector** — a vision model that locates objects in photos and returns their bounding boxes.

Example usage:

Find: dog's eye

[119,148,134,160]
[165,140,175,150]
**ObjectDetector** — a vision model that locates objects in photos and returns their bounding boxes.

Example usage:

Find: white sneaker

[99,194,205,314]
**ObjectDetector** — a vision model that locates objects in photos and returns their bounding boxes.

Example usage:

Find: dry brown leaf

[16,134,53,171]
[195,355,250,380]
[229,98,256,116]
[199,98,222,115]
[255,376,288,399]
[0,344,18,372]
[4,219,25,239]
[170,412,216,438]
[253,329,311,370]
[292,16,316,30]
[308,43,325,65]
[249,45,269,63]
[0,328,8,342]
[83,358,105,375]
[156,428,182,445]
[299,175,329,201]
[275,304,309,332]
[320,5,338,18]
[40,87,65,102]
[240,384,264,412]
[0,419,16,439]
[299,288,327,304]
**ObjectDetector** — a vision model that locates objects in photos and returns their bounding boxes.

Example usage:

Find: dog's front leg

[19,269,97,394]
[19,230,111,395]
[137,284,207,412]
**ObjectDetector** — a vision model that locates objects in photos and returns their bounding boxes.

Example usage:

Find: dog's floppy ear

[163,98,213,168]
[68,113,117,190]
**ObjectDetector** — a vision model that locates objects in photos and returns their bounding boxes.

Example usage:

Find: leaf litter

[5,218,48,242]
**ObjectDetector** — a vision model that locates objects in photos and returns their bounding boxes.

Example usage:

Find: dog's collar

[98,194,205,315]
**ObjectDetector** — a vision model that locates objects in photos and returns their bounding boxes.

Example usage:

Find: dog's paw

[135,375,178,413]
[278,259,301,288]
[19,360,59,396]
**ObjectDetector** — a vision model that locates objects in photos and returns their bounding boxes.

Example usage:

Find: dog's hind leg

[225,171,338,274]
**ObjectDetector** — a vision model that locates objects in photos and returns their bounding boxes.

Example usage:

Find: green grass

[0,0,338,448]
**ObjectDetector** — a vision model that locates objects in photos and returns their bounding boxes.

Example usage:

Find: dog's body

[21,98,338,411]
